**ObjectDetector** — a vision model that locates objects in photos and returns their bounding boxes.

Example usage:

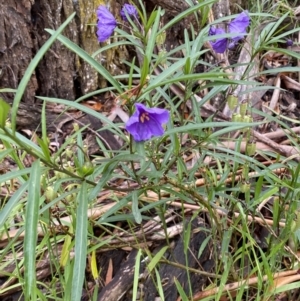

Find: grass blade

[71,181,88,301]
[24,159,41,300]
[0,182,28,229]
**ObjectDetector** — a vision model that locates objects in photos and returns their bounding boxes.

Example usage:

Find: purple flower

[228,11,250,42]
[96,5,117,42]
[286,39,293,47]
[125,103,169,142]
[227,41,237,50]
[209,27,227,54]
[209,11,250,53]
[120,4,138,21]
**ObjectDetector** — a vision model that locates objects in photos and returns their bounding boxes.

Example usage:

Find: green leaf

[155,268,165,300]
[0,166,32,184]
[24,159,41,300]
[36,137,51,161]
[89,161,118,201]
[140,55,149,88]
[41,101,48,147]
[0,148,13,161]
[98,194,131,223]
[90,250,99,281]
[0,98,10,127]
[183,220,192,254]
[183,56,191,75]
[164,121,261,136]
[60,224,73,268]
[0,128,45,159]
[132,191,142,224]
[174,278,189,301]
[71,181,88,301]
[0,182,28,229]
[147,245,168,273]
[132,249,142,301]
[145,7,161,63]
[0,88,17,93]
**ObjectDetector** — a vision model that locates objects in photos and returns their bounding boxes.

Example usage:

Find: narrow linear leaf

[0,148,13,160]
[147,246,169,273]
[132,191,142,224]
[71,181,88,301]
[0,88,17,93]
[91,250,99,281]
[0,98,10,127]
[145,7,161,62]
[41,101,48,146]
[0,167,33,184]
[174,278,189,301]
[24,159,41,301]
[155,268,165,300]
[0,181,28,229]
[132,249,142,301]
[60,224,74,268]
[36,137,51,161]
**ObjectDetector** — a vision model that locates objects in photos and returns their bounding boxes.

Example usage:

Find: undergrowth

[1,0,300,300]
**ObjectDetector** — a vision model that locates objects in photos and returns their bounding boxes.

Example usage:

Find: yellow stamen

[140,112,150,123]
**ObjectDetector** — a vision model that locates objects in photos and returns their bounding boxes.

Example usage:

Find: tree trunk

[0,0,77,103]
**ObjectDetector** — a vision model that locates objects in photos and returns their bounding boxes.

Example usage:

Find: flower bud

[158,49,167,64]
[242,164,249,179]
[54,170,68,179]
[45,186,57,201]
[227,94,238,110]
[66,193,76,203]
[232,113,242,122]
[246,141,256,156]
[240,100,248,117]
[156,31,166,46]
[243,115,251,123]
[73,123,80,132]
[240,182,250,193]
[228,41,236,50]
[79,162,94,176]
[65,149,73,159]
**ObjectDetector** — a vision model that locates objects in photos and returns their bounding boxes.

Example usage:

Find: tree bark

[0,0,38,104]
[0,0,202,105]
[0,0,128,105]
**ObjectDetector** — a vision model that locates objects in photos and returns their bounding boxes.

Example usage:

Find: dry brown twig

[191,269,300,300]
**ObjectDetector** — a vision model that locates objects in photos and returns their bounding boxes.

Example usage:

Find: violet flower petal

[125,103,169,142]
[211,38,228,53]
[229,11,250,42]
[209,27,228,53]
[227,41,237,50]
[120,4,138,21]
[96,5,117,42]
[208,26,217,36]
